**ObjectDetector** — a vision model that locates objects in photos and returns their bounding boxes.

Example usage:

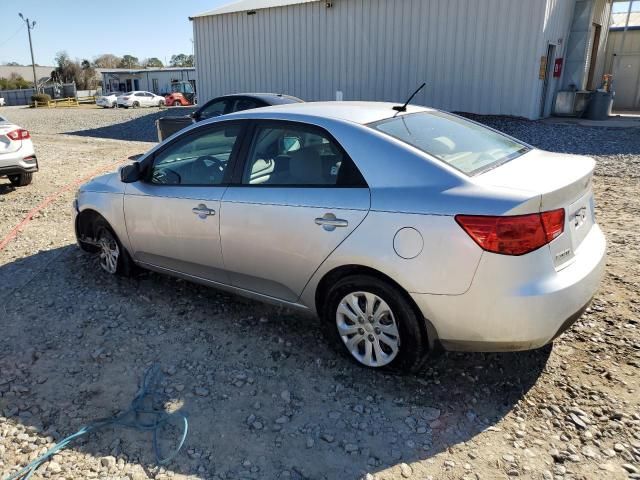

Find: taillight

[7,129,30,141]
[455,209,565,256]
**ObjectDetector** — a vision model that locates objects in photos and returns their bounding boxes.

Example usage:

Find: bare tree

[93,54,122,69]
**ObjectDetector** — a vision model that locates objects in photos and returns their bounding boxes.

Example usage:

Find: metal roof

[191,0,319,18]
[99,67,195,74]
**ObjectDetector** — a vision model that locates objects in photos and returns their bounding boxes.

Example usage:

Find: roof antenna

[393,82,426,113]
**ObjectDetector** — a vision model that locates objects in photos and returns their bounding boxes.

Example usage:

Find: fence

[0,83,77,106]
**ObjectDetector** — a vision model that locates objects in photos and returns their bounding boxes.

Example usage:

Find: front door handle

[192,203,216,218]
[315,213,348,231]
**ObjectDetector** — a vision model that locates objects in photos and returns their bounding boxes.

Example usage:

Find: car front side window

[198,100,228,120]
[149,125,240,186]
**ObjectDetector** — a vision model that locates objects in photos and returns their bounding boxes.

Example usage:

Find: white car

[96,92,122,108]
[0,97,5,107]
[0,115,37,186]
[117,91,165,109]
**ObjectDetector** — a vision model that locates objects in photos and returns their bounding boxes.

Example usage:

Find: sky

[0,0,229,66]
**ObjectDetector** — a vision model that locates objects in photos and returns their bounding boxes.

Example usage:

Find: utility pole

[18,13,38,91]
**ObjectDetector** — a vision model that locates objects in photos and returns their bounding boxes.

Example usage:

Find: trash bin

[586,91,613,120]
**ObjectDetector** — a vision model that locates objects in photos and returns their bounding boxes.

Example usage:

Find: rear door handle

[192,203,216,218]
[315,213,348,231]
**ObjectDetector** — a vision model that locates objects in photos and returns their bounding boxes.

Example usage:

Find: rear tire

[8,173,33,187]
[322,275,429,372]
[94,219,133,276]
[173,100,181,107]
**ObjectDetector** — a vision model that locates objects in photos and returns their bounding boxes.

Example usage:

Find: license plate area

[568,191,595,251]
[549,190,594,271]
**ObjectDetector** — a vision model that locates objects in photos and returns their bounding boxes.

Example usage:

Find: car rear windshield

[369,111,529,175]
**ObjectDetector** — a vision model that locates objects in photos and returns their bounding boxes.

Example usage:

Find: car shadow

[64,107,197,143]
[1,245,550,479]
[0,182,15,195]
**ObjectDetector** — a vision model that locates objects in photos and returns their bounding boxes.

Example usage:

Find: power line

[0,24,25,49]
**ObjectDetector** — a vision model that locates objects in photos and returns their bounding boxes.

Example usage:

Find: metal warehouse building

[191,0,613,119]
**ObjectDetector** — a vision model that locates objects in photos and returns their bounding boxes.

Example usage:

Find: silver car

[73,102,606,371]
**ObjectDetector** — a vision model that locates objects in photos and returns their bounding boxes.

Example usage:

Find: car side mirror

[190,111,200,121]
[120,162,141,183]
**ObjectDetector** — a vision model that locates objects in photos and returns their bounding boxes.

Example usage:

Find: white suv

[0,115,37,186]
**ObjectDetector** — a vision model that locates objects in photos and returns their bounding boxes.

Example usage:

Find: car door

[133,92,145,106]
[220,120,370,302]
[124,121,246,284]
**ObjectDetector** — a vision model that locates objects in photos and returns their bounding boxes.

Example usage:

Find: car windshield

[369,111,529,176]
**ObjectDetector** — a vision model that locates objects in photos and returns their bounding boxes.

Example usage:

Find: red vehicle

[164,81,196,106]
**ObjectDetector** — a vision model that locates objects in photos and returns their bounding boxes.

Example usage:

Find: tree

[143,57,164,68]
[93,54,122,69]
[51,51,98,89]
[0,74,31,89]
[169,54,194,67]
[2,61,21,66]
[118,55,140,69]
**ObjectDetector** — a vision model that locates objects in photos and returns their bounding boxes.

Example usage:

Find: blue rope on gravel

[4,364,189,480]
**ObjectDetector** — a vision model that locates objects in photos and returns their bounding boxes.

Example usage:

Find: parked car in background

[0,98,5,107]
[165,81,196,106]
[117,91,165,109]
[156,93,303,141]
[96,92,123,108]
[74,102,605,372]
[0,115,37,186]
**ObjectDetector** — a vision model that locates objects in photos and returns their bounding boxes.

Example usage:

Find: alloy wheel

[98,231,120,274]
[336,291,400,367]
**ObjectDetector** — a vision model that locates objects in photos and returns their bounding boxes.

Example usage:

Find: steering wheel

[195,155,225,170]
[152,167,181,184]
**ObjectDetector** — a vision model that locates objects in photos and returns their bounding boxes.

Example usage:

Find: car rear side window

[369,112,529,175]
[232,98,264,111]
[242,123,366,187]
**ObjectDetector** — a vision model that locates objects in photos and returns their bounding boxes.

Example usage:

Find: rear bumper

[411,224,606,352]
[0,156,38,176]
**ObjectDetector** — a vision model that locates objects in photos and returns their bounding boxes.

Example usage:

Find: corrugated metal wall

[194,0,580,119]
[604,29,640,109]
[592,0,613,82]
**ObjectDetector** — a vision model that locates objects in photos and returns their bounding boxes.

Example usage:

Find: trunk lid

[474,149,594,210]
[474,149,596,269]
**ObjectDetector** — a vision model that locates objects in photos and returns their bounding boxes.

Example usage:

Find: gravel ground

[0,106,638,480]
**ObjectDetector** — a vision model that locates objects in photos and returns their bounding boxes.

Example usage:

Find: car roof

[225,101,432,125]
[214,92,303,105]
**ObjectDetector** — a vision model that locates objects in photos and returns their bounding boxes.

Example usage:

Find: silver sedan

[73,102,606,371]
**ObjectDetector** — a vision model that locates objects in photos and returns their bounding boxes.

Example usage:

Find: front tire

[158,99,165,107]
[8,173,33,187]
[323,275,429,372]
[94,220,132,276]
[132,101,140,109]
